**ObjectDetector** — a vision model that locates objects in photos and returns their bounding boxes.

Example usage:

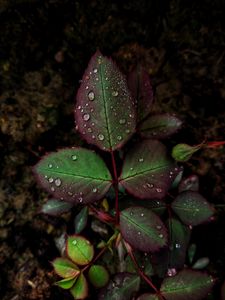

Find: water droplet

[130,167,133,171]
[130,212,133,216]
[87,127,92,133]
[68,191,73,196]
[92,188,98,193]
[72,240,77,245]
[175,243,181,249]
[92,135,96,139]
[112,91,118,97]
[93,68,98,73]
[78,197,83,203]
[98,134,105,141]
[83,113,90,121]
[138,231,141,235]
[156,225,162,230]
[141,213,144,217]
[117,135,122,141]
[156,188,162,193]
[146,183,154,188]
[51,187,55,192]
[88,91,95,101]
[139,158,144,162]
[48,177,54,183]
[119,119,126,124]
[55,178,62,187]
[72,155,77,161]
[48,164,53,168]
[167,268,177,277]
[85,86,89,90]
[159,234,164,238]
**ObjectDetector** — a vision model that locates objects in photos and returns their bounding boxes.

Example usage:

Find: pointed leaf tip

[34,148,112,205]
[75,51,136,151]
[120,206,168,252]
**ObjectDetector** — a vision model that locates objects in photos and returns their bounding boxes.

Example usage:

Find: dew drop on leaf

[175,243,181,249]
[139,158,144,162]
[48,177,54,183]
[55,178,62,187]
[83,113,90,121]
[48,163,53,168]
[72,240,77,245]
[72,155,77,161]
[92,188,98,193]
[93,68,98,73]
[117,135,122,141]
[138,231,141,235]
[167,268,177,277]
[156,188,162,193]
[98,134,105,141]
[88,91,95,101]
[112,91,118,97]
[141,213,144,217]
[156,225,162,230]
[51,187,55,192]
[159,234,164,238]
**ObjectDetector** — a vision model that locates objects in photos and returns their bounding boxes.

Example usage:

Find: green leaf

[98,273,140,300]
[171,191,214,226]
[34,148,112,205]
[74,207,89,234]
[137,294,160,300]
[139,113,182,139]
[75,51,136,151]
[172,143,202,162]
[125,252,154,277]
[160,269,214,300]
[67,235,94,266]
[120,206,168,252]
[70,273,88,299]
[41,199,73,216]
[55,276,77,289]
[52,257,80,278]
[192,257,210,270]
[119,140,180,199]
[88,264,109,288]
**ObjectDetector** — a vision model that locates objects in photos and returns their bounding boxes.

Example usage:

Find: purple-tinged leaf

[75,51,136,151]
[88,265,109,288]
[119,140,180,199]
[125,251,154,277]
[120,206,168,252]
[41,199,73,216]
[221,280,225,300]
[178,175,199,193]
[160,269,214,300]
[167,218,191,270]
[52,257,80,278]
[67,235,94,266]
[127,65,153,122]
[98,273,140,300]
[55,276,77,289]
[74,207,89,234]
[34,148,112,205]
[139,114,182,139]
[137,294,160,300]
[70,273,88,299]
[171,191,214,226]
[192,257,210,270]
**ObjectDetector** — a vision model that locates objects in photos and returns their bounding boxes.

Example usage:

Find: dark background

[0,0,225,299]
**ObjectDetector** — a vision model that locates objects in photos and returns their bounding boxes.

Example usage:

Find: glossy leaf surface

[70,273,88,299]
[127,65,153,122]
[41,199,73,216]
[52,257,80,278]
[67,235,94,266]
[75,51,136,151]
[172,191,214,226]
[139,114,182,139]
[74,207,89,234]
[160,269,214,300]
[98,273,140,300]
[88,265,109,288]
[119,140,179,199]
[120,206,168,252]
[34,148,112,205]
[55,277,77,289]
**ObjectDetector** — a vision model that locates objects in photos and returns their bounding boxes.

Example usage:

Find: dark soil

[0,1,225,299]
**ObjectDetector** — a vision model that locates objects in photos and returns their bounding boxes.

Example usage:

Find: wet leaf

[67,235,94,266]
[55,276,77,289]
[119,140,179,199]
[70,273,88,299]
[125,252,154,277]
[52,257,80,278]
[160,269,214,300]
[139,114,182,139]
[178,175,199,193]
[88,264,109,288]
[74,207,89,234]
[41,199,73,216]
[171,191,214,226]
[127,65,153,122]
[98,272,140,300]
[172,143,202,162]
[137,294,160,300]
[75,51,136,151]
[120,206,168,252]
[34,148,112,205]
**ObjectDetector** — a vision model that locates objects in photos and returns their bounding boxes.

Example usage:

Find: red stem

[110,151,120,225]
[206,141,225,148]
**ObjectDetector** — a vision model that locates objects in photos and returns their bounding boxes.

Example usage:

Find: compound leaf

[52,257,80,278]
[127,65,153,123]
[119,140,180,199]
[67,235,94,266]
[160,269,214,300]
[70,273,88,299]
[120,206,168,252]
[98,273,140,300]
[171,191,214,226]
[139,114,182,139]
[75,51,136,151]
[34,148,112,205]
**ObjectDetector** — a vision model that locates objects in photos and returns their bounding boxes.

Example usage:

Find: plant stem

[110,151,119,225]
[82,246,107,272]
